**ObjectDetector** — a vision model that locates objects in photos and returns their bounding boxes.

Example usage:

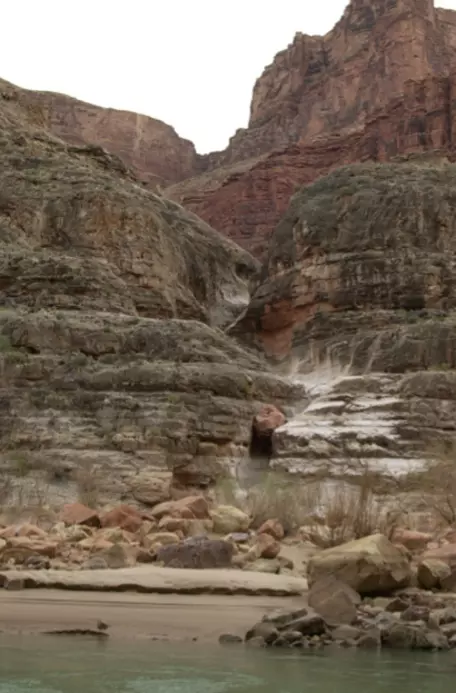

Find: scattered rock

[143,532,180,551]
[257,519,285,541]
[244,559,281,574]
[100,505,143,533]
[210,505,251,534]
[308,576,360,626]
[151,496,209,521]
[392,530,432,552]
[82,556,109,570]
[254,533,281,560]
[219,633,243,645]
[99,543,137,569]
[60,504,101,528]
[158,516,189,534]
[156,537,234,569]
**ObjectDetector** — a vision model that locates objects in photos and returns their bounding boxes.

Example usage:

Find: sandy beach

[0,589,305,641]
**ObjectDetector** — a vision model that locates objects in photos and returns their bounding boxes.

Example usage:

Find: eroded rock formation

[6,2,456,257]
[169,0,456,255]
[234,160,456,482]
[0,81,303,505]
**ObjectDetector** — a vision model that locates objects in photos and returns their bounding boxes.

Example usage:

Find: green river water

[0,635,455,693]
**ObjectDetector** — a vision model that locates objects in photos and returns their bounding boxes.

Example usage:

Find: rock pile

[240,587,456,651]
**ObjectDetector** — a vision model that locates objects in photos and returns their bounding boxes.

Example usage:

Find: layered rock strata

[234,161,456,482]
[0,81,302,506]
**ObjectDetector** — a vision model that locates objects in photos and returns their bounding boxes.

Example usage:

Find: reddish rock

[255,532,281,560]
[168,1,456,257]
[59,503,101,528]
[7,1,456,261]
[253,405,286,437]
[17,88,199,189]
[100,505,143,533]
[392,530,432,552]
[151,496,209,521]
[257,519,285,541]
[158,516,189,534]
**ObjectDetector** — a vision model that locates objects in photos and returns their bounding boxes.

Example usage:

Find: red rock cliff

[3,79,200,188]
[4,0,456,256]
[169,0,456,255]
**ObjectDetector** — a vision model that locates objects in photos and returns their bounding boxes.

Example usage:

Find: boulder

[156,536,234,569]
[253,405,286,437]
[131,475,170,507]
[150,496,209,520]
[99,543,137,569]
[254,533,281,559]
[417,559,452,590]
[392,530,432,552]
[257,519,285,541]
[60,503,100,528]
[308,576,361,626]
[158,516,189,534]
[143,532,180,551]
[210,505,251,534]
[100,505,143,533]
[307,534,412,596]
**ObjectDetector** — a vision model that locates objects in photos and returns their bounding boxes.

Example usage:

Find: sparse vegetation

[215,468,394,545]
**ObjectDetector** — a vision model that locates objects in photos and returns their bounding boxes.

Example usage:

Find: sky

[2,0,456,153]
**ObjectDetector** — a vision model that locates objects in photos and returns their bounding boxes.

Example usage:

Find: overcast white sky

[2,0,456,152]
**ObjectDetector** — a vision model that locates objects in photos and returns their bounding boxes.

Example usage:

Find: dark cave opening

[249,426,273,459]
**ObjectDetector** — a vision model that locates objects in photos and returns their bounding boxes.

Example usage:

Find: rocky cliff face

[0,80,303,506]
[1,78,200,189]
[7,2,456,257]
[169,0,456,255]
[233,160,456,482]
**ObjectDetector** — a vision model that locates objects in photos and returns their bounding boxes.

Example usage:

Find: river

[0,635,455,693]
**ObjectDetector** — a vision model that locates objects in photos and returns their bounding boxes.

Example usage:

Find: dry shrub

[216,469,392,545]
[74,462,101,508]
[406,445,456,527]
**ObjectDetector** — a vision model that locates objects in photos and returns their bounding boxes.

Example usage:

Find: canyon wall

[5,1,456,256]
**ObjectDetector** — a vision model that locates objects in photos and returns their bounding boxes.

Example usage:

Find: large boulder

[210,505,251,534]
[307,534,412,596]
[156,536,234,569]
